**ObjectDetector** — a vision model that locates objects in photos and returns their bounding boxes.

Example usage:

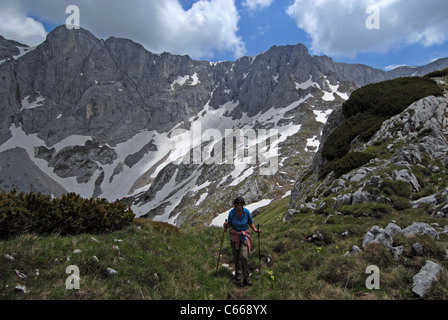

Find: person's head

[233,197,245,208]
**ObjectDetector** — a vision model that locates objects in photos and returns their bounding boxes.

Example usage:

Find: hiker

[223,197,260,286]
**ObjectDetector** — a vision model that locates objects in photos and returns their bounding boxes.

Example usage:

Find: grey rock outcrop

[0,147,67,196]
[361,222,440,262]
[403,222,440,240]
[0,35,28,61]
[392,169,421,192]
[412,260,443,297]
[362,225,394,249]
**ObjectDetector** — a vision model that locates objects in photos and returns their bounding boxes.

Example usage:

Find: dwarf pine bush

[424,67,448,78]
[320,77,443,179]
[0,190,134,239]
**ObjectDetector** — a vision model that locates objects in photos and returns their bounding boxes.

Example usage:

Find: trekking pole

[215,219,227,278]
[257,224,261,272]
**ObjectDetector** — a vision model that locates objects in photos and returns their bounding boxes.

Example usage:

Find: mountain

[288,75,448,221]
[1,26,448,227]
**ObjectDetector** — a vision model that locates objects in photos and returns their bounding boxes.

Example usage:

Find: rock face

[286,72,448,296]
[1,26,448,226]
[0,147,67,197]
[289,82,448,219]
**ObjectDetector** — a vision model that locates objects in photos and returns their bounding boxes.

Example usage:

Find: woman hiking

[223,197,260,286]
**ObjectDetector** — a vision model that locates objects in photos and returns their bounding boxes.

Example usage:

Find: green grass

[1,194,448,300]
[0,220,235,300]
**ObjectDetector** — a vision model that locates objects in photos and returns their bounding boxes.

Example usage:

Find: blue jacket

[227,207,253,243]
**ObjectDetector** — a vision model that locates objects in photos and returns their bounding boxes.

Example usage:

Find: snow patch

[0,125,95,198]
[13,46,37,60]
[209,199,273,227]
[305,136,320,152]
[170,73,201,90]
[20,95,45,111]
[321,77,349,101]
[195,193,208,206]
[295,76,320,90]
[313,109,333,124]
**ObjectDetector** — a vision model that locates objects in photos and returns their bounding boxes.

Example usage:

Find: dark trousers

[231,240,250,280]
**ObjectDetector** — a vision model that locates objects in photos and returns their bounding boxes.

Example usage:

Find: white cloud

[286,0,448,58]
[0,0,47,46]
[0,0,246,60]
[243,0,274,12]
[384,64,406,71]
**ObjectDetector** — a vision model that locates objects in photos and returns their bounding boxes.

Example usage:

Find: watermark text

[365,5,380,30]
[66,5,80,30]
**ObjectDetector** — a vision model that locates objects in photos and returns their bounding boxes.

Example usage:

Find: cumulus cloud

[0,0,47,46]
[1,0,246,60]
[286,0,448,58]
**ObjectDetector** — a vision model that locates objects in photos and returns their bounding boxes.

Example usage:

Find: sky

[0,0,447,70]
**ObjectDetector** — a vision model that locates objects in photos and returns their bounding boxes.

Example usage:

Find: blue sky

[1,0,447,70]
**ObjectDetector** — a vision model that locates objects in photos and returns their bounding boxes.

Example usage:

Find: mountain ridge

[1,26,448,226]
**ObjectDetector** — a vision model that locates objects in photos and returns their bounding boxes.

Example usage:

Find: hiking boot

[234,272,242,282]
[243,278,253,286]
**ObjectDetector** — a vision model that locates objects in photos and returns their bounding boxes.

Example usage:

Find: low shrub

[341,77,443,119]
[339,203,392,218]
[382,180,412,198]
[319,152,375,179]
[0,190,134,239]
[319,77,443,179]
[424,67,448,78]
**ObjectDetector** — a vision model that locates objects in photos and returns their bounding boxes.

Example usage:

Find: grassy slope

[1,220,235,300]
[2,195,447,300]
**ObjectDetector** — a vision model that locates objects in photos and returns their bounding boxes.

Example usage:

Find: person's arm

[250,223,260,233]
[224,211,233,229]
[245,209,259,233]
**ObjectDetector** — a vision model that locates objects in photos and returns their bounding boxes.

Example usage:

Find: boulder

[412,260,443,297]
[362,226,393,249]
[284,209,296,222]
[392,169,421,191]
[403,222,440,240]
[384,222,402,238]
[411,194,438,209]
[412,243,424,256]
[390,246,404,261]
[106,268,118,276]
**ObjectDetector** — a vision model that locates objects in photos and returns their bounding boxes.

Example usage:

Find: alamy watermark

[65,265,80,290]
[170,122,279,176]
[365,5,380,30]
[365,265,380,290]
[67,4,381,31]
[66,5,80,30]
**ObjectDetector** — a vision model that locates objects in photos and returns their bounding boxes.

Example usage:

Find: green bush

[319,152,375,179]
[382,180,412,198]
[341,77,443,118]
[321,114,384,161]
[0,190,135,239]
[424,67,448,78]
[339,203,392,218]
[319,77,443,179]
